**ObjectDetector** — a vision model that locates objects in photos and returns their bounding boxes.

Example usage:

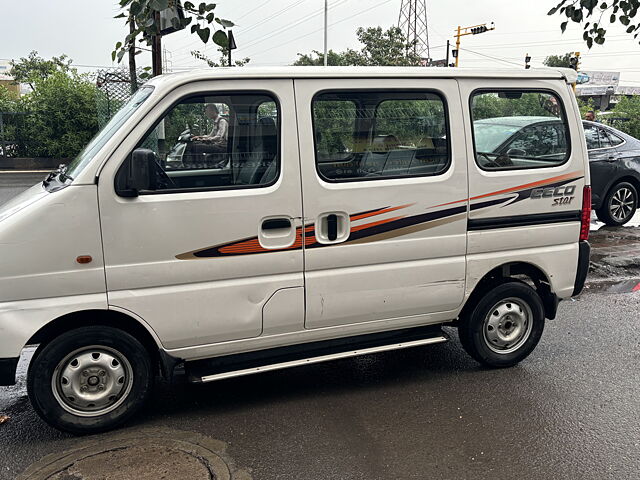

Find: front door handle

[262,218,291,231]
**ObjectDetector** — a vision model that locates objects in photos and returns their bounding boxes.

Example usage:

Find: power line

[243,0,395,60]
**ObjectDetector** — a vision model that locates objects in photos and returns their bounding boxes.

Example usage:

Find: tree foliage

[543,52,574,68]
[191,47,250,67]
[1,58,98,158]
[10,51,73,90]
[112,0,235,65]
[548,0,640,47]
[294,27,422,66]
[611,95,640,138]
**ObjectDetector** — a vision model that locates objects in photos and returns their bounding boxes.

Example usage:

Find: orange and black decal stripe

[175,173,584,260]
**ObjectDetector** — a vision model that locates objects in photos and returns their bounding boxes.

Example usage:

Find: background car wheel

[458,281,545,368]
[596,181,638,226]
[27,326,153,434]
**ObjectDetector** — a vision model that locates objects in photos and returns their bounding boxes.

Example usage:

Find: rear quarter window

[471,90,570,171]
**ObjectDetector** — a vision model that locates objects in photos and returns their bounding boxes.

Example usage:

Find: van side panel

[458,78,588,299]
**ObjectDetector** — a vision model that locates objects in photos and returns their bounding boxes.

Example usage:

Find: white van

[0,67,591,433]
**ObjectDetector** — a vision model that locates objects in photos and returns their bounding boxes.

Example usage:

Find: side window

[609,132,624,146]
[312,91,449,181]
[584,125,600,150]
[471,90,570,170]
[118,93,279,194]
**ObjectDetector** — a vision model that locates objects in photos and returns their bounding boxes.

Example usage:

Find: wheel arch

[27,309,180,379]
[461,261,558,321]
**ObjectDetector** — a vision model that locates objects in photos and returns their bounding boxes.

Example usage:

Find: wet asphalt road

[1,173,639,479]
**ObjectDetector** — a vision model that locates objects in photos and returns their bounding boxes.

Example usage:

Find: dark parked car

[472,116,640,226]
[583,120,640,226]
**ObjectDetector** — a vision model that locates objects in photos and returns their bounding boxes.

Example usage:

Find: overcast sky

[2,0,640,84]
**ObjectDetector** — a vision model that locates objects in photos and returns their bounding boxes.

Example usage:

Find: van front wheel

[27,326,153,434]
[458,282,545,368]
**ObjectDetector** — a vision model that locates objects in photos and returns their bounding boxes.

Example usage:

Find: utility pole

[324,0,328,66]
[446,39,450,66]
[128,13,138,92]
[453,22,495,67]
[398,0,431,62]
[151,10,162,77]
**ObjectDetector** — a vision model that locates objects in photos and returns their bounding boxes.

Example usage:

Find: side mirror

[124,148,156,196]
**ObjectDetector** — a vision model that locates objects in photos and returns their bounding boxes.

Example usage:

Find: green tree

[543,52,574,68]
[548,0,640,48]
[10,51,73,90]
[112,0,235,67]
[294,27,422,66]
[20,71,99,158]
[612,96,640,138]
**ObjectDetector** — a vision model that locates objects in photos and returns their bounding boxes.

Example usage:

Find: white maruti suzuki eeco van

[0,67,591,433]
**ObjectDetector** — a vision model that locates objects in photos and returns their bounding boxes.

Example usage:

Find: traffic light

[569,52,581,71]
[471,26,488,34]
[451,49,458,58]
[525,53,531,69]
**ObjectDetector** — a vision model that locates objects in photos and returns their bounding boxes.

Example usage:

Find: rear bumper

[0,357,19,386]
[572,241,591,296]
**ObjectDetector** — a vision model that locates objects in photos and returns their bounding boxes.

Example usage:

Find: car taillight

[580,185,591,241]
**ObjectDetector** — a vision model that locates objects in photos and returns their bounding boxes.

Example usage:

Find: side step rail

[186,325,449,384]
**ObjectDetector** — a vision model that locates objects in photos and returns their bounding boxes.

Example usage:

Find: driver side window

[120,93,280,193]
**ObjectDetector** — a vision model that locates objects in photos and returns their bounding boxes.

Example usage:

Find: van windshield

[66,86,154,180]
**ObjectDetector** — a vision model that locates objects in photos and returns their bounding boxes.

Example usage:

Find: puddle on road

[582,278,640,295]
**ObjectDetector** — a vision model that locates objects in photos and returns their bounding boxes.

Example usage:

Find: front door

[98,80,303,350]
[294,78,468,330]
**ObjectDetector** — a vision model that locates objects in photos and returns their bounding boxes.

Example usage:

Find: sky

[2,0,640,85]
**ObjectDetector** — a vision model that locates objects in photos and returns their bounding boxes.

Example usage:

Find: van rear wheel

[27,326,153,434]
[458,281,545,368]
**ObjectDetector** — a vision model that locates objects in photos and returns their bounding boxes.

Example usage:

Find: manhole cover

[19,428,252,480]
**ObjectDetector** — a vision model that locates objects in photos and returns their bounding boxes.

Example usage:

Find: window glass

[119,93,279,193]
[471,91,570,170]
[606,130,624,147]
[597,127,613,149]
[584,124,600,150]
[313,91,449,181]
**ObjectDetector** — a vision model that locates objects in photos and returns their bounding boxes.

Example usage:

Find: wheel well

[607,176,640,199]
[460,262,558,321]
[27,310,163,373]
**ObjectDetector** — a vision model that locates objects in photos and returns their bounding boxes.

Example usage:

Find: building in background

[0,60,20,96]
[575,71,640,110]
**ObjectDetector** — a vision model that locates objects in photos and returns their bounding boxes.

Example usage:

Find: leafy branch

[548,0,640,48]
[112,0,234,65]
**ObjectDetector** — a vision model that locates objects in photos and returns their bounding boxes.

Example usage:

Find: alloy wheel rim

[609,187,636,222]
[51,345,134,417]
[483,297,533,354]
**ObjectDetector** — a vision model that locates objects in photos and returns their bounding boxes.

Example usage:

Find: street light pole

[324,0,328,66]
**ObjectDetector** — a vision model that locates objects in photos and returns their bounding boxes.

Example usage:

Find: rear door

[98,79,304,350]
[294,77,468,330]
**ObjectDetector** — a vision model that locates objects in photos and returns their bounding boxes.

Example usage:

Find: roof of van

[146,66,578,86]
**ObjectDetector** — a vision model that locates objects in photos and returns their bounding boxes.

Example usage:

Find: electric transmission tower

[398,0,430,61]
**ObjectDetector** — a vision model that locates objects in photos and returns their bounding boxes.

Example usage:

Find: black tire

[27,326,153,434]
[458,281,545,368]
[596,181,638,226]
